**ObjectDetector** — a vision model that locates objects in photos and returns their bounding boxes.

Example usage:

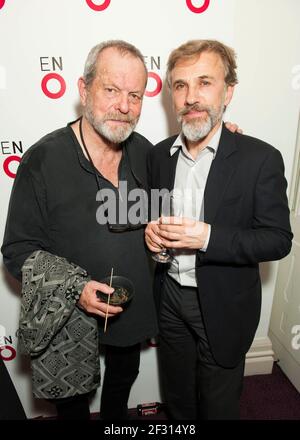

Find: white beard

[95,119,135,144]
[85,102,138,144]
[177,95,226,143]
[181,116,213,142]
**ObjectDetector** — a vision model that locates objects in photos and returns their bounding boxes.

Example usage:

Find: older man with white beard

[146,39,292,420]
[1,40,158,420]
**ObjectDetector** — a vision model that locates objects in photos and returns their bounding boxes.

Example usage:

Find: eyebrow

[172,75,215,86]
[198,75,215,80]
[101,80,143,95]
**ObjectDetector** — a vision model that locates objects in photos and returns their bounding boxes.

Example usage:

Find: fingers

[87,296,123,318]
[78,280,123,317]
[225,121,243,134]
[146,219,205,251]
[145,221,163,251]
[90,281,114,295]
[146,237,162,252]
[160,238,181,249]
[225,121,236,132]
[159,229,181,241]
[159,223,184,233]
[152,219,193,247]
[159,221,208,250]
[95,301,123,318]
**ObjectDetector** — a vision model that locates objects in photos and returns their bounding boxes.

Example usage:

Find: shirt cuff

[200,224,211,252]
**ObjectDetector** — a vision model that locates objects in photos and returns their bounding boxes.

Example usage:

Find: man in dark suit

[145,39,293,420]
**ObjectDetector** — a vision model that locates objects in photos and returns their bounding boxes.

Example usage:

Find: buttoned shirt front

[167,124,222,287]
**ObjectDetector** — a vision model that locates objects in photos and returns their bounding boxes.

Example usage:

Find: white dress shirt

[167,123,222,287]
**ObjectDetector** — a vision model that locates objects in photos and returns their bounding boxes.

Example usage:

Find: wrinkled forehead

[170,51,226,83]
[95,47,147,86]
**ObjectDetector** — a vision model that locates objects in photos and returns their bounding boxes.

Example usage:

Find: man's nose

[185,84,200,106]
[115,93,130,114]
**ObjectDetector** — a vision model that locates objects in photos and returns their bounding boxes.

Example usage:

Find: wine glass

[151,192,183,264]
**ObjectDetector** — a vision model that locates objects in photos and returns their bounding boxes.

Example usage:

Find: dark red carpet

[31,363,300,420]
[239,363,300,420]
[128,363,300,420]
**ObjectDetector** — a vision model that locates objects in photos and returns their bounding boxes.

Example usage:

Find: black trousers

[158,274,245,420]
[49,393,90,420]
[100,343,141,420]
[50,344,140,420]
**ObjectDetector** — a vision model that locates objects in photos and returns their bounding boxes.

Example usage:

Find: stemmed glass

[151,192,183,264]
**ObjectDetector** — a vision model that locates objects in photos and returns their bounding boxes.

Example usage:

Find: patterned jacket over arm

[18,250,100,399]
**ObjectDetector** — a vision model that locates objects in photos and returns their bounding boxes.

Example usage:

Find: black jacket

[148,124,293,367]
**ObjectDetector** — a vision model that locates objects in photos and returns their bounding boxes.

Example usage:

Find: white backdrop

[0,0,299,418]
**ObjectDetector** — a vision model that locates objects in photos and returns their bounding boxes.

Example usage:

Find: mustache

[177,104,210,117]
[103,112,135,124]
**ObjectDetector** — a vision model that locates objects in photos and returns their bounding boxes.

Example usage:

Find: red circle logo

[0,345,16,361]
[86,0,111,11]
[186,0,210,14]
[145,72,162,98]
[3,155,21,178]
[0,0,5,10]
[41,73,66,99]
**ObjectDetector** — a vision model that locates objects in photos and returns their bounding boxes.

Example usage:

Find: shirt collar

[170,122,223,159]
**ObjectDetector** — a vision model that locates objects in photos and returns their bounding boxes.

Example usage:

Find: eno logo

[86,0,111,11]
[0,345,17,361]
[3,155,21,179]
[145,72,162,98]
[41,73,66,99]
[186,0,210,14]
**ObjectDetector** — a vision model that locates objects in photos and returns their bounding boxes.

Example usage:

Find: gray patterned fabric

[18,250,100,399]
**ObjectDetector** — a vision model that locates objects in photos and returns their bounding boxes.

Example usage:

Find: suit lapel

[161,146,180,192]
[204,125,239,224]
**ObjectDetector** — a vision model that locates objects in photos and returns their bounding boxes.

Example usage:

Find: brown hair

[167,39,238,87]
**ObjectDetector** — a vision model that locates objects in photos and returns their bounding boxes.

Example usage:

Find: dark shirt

[1,123,158,346]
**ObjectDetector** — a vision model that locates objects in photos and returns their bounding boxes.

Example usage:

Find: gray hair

[83,40,148,86]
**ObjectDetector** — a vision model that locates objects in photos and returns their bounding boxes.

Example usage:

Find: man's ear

[224,85,235,107]
[78,77,88,106]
